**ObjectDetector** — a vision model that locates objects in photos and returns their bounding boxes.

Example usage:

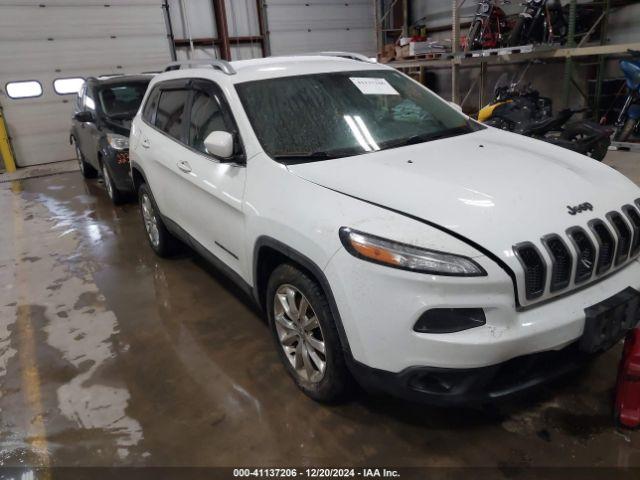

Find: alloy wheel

[141,193,160,248]
[273,284,326,383]
[75,145,85,175]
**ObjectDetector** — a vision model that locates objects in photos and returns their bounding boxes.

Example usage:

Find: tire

[138,183,179,257]
[615,118,637,142]
[562,121,611,161]
[587,139,610,161]
[266,263,351,403]
[101,161,126,205]
[74,141,97,179]
[507,17,527,47]
[465,20,483,52]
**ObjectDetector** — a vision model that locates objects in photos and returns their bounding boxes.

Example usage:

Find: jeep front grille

[514,202,640,302]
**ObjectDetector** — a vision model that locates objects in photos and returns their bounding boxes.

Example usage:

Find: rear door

[139,80,191,222]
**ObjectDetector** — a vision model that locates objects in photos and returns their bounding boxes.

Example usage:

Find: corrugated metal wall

[265,0,376,56]
[0,0,170,167]
[169,0,376,60]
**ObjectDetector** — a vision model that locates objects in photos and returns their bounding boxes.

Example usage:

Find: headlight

[339,227,486,276]
[107,133,129,150]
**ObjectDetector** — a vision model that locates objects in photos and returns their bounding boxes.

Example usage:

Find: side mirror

[74,111,95,123]
[449,101,463,112]
[204,131,234,159]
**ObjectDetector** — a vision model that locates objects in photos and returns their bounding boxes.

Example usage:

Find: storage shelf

[387,42,640,69]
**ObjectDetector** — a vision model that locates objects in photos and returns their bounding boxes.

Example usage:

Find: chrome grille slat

[621,204,640,257]
[566,226,596,284]
[588,219,616,275]
[541,234,572,292]
[607,211,632,265]
[513,242,546,300]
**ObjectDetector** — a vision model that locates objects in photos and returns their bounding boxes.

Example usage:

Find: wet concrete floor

[0,151,639,470]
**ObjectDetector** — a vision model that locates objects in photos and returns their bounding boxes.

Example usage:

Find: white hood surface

[288,128,640,267]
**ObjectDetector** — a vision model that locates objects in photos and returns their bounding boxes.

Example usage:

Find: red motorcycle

[463,0,510,51]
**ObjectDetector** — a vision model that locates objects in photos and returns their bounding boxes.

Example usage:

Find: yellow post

[0,105,17,173]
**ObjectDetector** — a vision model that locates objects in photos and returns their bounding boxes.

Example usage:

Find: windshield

[236,70,482,162]
[98,81,149,119]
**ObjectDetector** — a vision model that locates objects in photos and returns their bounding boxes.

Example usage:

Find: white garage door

[265,0,376,57]
[0,0,171,167]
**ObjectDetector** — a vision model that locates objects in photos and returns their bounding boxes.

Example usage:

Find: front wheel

[507,17,527,47]
[74,142,97,179]
[101,162,126,205]
[266,264,351,403]
[465,20,483,52]
[614,118,637,142]
[562,121,611,161]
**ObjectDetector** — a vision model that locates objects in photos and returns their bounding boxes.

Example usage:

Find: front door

[173,79,247,276]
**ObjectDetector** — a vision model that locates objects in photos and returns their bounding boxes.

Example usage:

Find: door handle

[177,160,192,173]
[141,138,150,149]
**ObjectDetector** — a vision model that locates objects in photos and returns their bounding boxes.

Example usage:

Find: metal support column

[478,61,487,110]
[0,105,17,173]
[562,0,577,107]
[594,0,611,120]
[451,0,460,103]
[256,0,269,57]
[162,0,177,61]
[402,0,409,37]
[213,0,231,60]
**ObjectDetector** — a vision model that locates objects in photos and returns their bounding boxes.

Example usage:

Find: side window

[83,86,96,111]
[142,87,160,124]
[188,88,228,154]
[75,84,86,111]
[155,89,189,141]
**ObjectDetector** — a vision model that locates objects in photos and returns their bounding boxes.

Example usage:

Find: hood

[288,128,640,296]
[102,117,132,137]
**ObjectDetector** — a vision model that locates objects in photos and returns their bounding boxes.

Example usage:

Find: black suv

[70,75,152,204]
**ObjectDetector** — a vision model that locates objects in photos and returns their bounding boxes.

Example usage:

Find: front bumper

[325,247,640,373]
[348,340,592,405]
[103,148,134,191]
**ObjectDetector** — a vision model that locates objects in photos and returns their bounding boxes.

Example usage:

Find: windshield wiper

[272,148,360,164]
[378,125,473,151]
[106,112,136,120]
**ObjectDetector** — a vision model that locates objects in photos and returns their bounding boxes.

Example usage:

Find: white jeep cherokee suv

[129,53,640,404]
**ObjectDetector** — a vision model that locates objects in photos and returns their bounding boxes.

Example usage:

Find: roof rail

[298,51,374,63]
[164,59,236,75]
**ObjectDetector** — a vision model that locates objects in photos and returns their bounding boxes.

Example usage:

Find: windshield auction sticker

[350,77,400,95]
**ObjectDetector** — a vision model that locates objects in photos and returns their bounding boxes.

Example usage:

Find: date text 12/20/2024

[233,468,401,478]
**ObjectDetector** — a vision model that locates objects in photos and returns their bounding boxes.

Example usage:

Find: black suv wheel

[138,183,179,256]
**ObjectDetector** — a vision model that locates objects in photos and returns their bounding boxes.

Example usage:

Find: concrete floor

[1,151,640,471]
